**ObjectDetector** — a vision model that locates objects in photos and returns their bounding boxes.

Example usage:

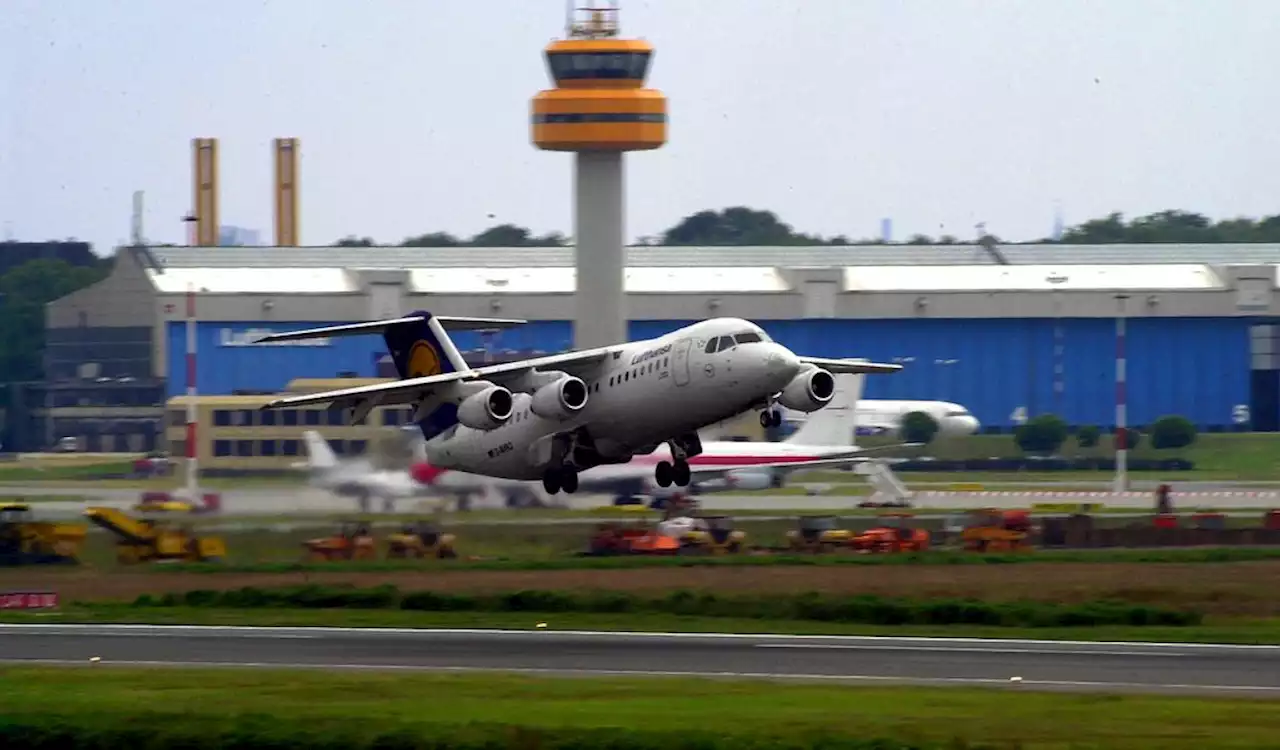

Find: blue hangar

[36,241,1280,451]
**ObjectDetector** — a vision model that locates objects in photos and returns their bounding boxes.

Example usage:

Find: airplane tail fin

[785,372,864,446]
[302,430,339,470]
[253,312,525,440]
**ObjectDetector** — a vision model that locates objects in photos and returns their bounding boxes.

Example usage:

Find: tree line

[333,207,1280,248]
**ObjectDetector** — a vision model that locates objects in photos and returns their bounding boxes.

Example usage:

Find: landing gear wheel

[561,468,579,494]
[655,461,674,488]
[673,459,691,487]
[542,469,562,495]
[760,409,782,428]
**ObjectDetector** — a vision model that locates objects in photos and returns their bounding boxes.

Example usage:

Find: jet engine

[777,367,835,412]
[455,386,514,430]
[723,468,774,491]
[529,375,589,420]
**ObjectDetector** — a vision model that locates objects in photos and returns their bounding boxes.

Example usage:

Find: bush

[1014,414,1069,454]
[130,585,1203,629]
[1150,415,1197,450]
[901,411,939,444]
[1075,425,1100,448]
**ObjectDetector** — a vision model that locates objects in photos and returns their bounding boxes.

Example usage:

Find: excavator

[960,508,1033,552]
[303,520,377,562]
[849,512,930,554]
[385,520,458,559]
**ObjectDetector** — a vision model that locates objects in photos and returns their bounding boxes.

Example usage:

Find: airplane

[253,311,903,496]
[402,371,916,508]
[295,430,433,513]
[783,399,980,438]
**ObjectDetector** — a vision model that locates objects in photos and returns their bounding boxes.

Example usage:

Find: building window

[282,410,298,426]
[281,439,300,456]
[303,410,321,426]
[168,410,186,428]
[326,408,346,426]
[384,409,401,426]
[236,410,256,427]
[235,440,254,457]
[214,440,232,457]
[213,410,232,427]
[348,440,367,455]
[260,410,277,426]
[259,440,277,456]
[328,439,344,455]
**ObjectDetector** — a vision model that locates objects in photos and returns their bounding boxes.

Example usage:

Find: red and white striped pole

[185,284,199,500]
[1113,294,1129,492]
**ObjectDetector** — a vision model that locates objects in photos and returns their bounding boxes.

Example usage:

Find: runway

[2,624,1279,696]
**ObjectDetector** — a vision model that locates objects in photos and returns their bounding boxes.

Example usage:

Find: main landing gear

[654,434,701,488]
[542,466,579,495]
[759,408,783,428]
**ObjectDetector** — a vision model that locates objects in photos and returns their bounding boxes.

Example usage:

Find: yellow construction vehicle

[84,507,226,564]
[385,521,458,559]
[0,503,86,566]
[678,515,746,554]
[303,520,377,562]
[785,515,854,553]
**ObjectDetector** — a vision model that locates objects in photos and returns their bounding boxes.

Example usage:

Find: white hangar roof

[139,244,1279,295]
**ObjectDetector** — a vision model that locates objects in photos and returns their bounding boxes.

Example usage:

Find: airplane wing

[798,357,902,375]
[257,346,622,412]
[686,449,919,481]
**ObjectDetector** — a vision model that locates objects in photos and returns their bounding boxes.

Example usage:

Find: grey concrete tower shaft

[573,151,626,350]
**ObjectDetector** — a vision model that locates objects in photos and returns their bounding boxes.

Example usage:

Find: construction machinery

[0,503,87,566]
[785,515,855,553]
[849,512,930,554]
[960,508,1033,552]
[84,506,226,564]
[303,520,377,562]
[385,520,458,559]
[675,515,746,554]
[585,521,680,556]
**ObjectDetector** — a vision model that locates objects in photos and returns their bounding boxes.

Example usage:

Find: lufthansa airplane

[254,311,903,495]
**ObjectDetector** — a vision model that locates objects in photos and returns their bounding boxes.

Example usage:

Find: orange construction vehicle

[303,520,377,562]
[850,513,930,554]
[585,522,680,556]
[960,508,1033,552]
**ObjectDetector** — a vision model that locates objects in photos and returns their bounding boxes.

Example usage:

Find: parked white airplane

[255,311,903,496]
[405,372,914,507]
[784,399,980,438]
[295,431,431,512]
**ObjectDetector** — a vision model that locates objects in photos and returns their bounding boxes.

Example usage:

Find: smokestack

[191,138,219,246]
[274,137,299,246]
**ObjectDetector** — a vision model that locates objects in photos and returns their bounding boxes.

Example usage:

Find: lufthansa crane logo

[407,340,443,377]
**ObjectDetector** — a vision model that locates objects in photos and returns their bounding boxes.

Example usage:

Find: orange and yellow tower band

[532,2,667,349]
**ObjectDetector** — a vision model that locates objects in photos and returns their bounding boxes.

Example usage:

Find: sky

[3,0,1280,253]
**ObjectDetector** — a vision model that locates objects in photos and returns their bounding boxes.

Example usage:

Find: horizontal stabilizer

[252,315,526,344]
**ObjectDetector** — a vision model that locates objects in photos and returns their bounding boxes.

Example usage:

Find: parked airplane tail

[301,430,339,470]
[785,372,864,446]
[252,312,526,440]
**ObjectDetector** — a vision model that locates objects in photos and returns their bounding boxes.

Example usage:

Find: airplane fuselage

[424,320,803,481]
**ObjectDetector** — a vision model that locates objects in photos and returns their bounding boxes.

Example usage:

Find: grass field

[3,667,1277,749]
[6,556,1279,616]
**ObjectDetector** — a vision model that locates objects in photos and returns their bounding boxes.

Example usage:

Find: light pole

[1114,294,1130,492]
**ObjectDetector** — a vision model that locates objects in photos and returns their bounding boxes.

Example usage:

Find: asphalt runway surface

[2,624,1279,696]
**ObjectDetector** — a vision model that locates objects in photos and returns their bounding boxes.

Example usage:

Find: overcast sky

[3,0,1279,252]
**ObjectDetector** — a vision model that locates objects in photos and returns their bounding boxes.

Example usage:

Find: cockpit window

[717,335,734,351]
[704,339,718,354]
[734,332,762,344]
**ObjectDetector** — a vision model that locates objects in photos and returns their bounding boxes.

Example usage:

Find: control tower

[532,1,667,350]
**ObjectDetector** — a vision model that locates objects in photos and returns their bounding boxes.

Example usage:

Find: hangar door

[1250,324,1279,432]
